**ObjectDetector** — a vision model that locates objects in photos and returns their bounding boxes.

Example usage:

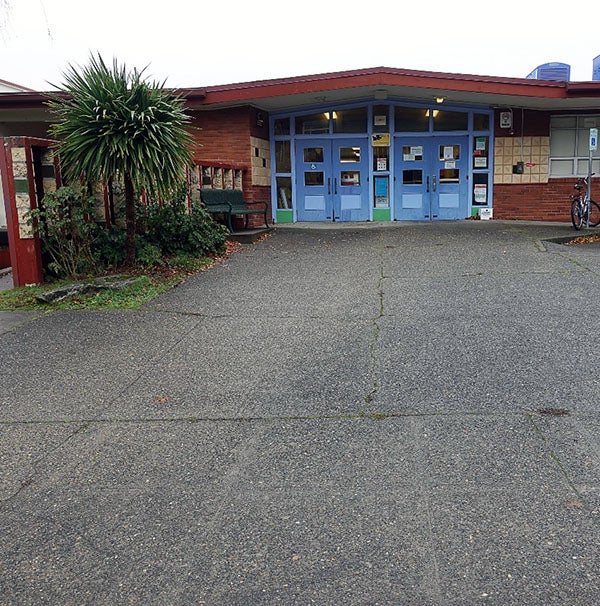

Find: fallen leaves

[564,234,600,246]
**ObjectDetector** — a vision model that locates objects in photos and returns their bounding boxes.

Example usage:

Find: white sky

[1,0,599,91]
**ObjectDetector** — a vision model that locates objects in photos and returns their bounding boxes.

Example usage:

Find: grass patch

[0,249,236,311]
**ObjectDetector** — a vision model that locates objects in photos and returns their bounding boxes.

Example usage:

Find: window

[395,106,429,132]
[473,113,490,130]
[276,176,292,209]
[275,141,291,173]
[273,118,290,136]
[339,147,360,163]
[332,108,367,133]
[550,115,600,176]
[296,113,329,134]
[433,110,468,131]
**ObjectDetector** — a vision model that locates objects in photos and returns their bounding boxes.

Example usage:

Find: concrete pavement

[1,220,600,604]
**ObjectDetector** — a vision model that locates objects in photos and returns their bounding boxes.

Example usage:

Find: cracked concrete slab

[2,221,600,604]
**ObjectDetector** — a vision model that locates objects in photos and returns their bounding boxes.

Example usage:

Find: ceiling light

[435,96,445,104]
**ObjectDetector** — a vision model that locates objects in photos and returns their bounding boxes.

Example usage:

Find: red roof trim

[176,66,572,106]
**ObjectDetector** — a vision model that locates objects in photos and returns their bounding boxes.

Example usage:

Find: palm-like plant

[48,54,194,264]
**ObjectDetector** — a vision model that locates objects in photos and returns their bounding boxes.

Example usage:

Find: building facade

[2,66,600,284]
[176,67,600,226]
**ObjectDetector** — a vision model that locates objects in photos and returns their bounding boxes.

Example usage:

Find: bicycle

[570,174,600,230]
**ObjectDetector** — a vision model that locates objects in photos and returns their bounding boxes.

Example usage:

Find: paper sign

[443,146,455,160]
[474,184,487,204]
[474,157,487,168]
[410,146,423,156]
[374,115,387,126]
[403,154,415,161]
[375,177,388,196]
[376,157,388,171]
[372,133,390,147]
[445,161,456,169]
[475,137,487,151]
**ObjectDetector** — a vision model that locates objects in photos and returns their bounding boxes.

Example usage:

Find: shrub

[140,187,228,257]
[91,228,127,268]
[28,186,100,279]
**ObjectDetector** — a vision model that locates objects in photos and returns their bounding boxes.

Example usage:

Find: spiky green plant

[48,53,193,264]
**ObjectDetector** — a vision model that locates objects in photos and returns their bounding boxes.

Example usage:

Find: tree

[48,53,194,264]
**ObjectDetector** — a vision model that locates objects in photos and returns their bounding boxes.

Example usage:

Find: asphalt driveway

[1,220,600,604]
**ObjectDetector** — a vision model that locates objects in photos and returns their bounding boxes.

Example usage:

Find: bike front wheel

[571,198,584,230]
[587,200,600,227]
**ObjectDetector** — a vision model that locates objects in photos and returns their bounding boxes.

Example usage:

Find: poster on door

[474,184,487,205]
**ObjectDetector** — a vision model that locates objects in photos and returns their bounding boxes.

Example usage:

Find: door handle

[433,176,437,192]
[426,176,430,193]
[328,178,331,195]
[334,178,337,194]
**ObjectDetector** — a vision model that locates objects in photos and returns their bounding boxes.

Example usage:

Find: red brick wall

[494,179,574,221]
[190,106,272,228]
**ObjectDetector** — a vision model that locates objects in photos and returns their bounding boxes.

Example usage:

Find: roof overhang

[179,66,600,112]
[1,67,600,124]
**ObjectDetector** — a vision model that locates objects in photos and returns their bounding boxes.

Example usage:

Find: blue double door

[295,138,369,221]
[394,136,468,221]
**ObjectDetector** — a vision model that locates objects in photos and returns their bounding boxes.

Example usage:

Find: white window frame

[550,115,600,177]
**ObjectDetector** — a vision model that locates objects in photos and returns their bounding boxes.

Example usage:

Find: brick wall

[492,108,567,220]
[190,106,272,228]
[493,179,574,221]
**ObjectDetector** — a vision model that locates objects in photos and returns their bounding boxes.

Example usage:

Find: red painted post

[0,137,45,286]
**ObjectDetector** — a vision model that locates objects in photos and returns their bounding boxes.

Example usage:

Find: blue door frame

[295,138,369,221]
[394,135,469,221]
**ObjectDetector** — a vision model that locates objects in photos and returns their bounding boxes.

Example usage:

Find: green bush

[29,183,228,277]
[140,187,228,257]
[91,228,127,268]
[28,186,100,279]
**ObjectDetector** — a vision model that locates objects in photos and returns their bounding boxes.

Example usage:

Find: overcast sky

[1,0,599,91]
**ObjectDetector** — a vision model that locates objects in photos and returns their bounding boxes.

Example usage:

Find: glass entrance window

[273,118,290,135]
[304,147,324,163]
[403,170,423,185]
[296,113,329,135]
[473,113,490,130]
[439,145,460,160]
[373,147,389,171]
[275,140,291,173]
[339,147,361,162]
[395,107,429,132]
[304,172,324,186]
[340,171,360,186]
[276,176,293,209]
[433,110,468,131]
[373,105,389,133]
[402,145,424,161]
[333,108,367,133]
[439,168,460,183]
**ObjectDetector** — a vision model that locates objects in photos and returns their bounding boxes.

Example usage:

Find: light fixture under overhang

[435,96,445,104]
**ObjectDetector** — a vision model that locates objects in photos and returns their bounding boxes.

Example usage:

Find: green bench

[200,189,269,232]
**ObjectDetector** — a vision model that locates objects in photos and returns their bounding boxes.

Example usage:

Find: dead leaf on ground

[153,396,171,404]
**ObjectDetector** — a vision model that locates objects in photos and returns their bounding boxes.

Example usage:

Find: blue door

[394,136,468,220]
[296,138,369,221]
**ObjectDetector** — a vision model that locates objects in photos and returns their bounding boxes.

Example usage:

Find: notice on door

[474,184,487,204]
[372,133,390,147]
